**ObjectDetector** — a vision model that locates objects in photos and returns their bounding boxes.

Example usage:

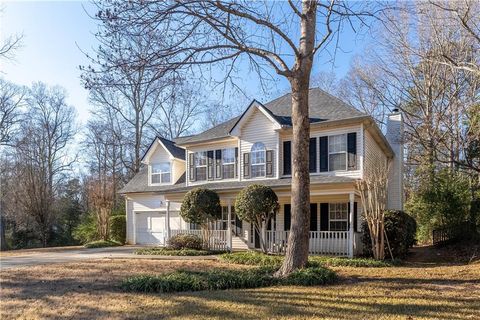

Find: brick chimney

[386,108,404,210]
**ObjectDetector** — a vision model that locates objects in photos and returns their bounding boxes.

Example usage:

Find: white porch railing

[170,229,229,251]
[266,231,350,256]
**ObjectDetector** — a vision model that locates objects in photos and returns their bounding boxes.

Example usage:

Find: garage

[135,211,166,245]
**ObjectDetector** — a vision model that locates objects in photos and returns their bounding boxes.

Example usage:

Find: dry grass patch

[1,258,479,319]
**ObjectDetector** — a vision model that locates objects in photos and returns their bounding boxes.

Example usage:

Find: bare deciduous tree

[356,160,390,260]
[14,83,77,246]
[101,0,381,276]
[0,79,25,145]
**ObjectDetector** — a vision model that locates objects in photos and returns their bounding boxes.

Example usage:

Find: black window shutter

[215,150,222,179]
[243,153,250,178]
[284,204,291,231]
[283,141,291,175]
[310,203,318,231]
[266,150,273,177]
[234,147,239,178]
[309,137,317,173]
[319,136,328,172]
[347,132,357,170]
[320,203,329,231]
[207,150,214,180]
[188,153,196,181]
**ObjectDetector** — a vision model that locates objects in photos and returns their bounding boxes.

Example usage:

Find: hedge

[122,266,336,293]
[110,215,126,244]
[362,210,417,259]
[167,234,203,250]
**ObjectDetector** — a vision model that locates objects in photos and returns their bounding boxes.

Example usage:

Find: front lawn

[1,258,479,319]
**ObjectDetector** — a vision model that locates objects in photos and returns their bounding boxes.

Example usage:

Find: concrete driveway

[0,246,146,269]
[0,246,218,269]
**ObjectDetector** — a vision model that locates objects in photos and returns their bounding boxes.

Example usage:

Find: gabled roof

[229,100,282,136]
[174,88,367,145]
[141,136,185,162]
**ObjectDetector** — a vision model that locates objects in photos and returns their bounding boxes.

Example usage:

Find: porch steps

[231,236,249,250]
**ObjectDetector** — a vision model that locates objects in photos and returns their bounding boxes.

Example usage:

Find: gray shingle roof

[119,167,355,194]
[158,137,185,160]
[174,88,365,144]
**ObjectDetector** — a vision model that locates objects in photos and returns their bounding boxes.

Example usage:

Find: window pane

[160,162,170,172]
[329,134,346,153]
[329,153,346,171]
[151,164,162,174]
[195,152,207,166]
[223,164,234,179]
[151,174,160,184]
[161,172,170,183]
[222,148,235,164]
[251,164,265,177]
[196,167,207,181]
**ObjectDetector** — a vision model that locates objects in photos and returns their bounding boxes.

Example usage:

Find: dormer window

[151,162,171,184]
[251,142,266,178]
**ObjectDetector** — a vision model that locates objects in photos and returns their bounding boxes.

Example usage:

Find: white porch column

[348,192,355,258]
[227,198,233,252]
[165,200,171,245]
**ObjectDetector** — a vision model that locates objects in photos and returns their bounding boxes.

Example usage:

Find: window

[195,151,207,181]
[222,148,235,179]
[329,203,348,231]
[329,134,347,171]
[151,162,171,184]
[251,142,266,177]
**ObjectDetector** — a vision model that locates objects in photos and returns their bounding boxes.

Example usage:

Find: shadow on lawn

[2,272,479,319]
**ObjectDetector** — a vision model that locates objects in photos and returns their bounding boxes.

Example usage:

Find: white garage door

[136,212,166,245]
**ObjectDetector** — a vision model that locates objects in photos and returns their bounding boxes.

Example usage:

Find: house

[119,88,404,257]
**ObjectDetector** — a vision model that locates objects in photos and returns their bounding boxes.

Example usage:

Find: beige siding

[363,130,388,179]
[126,198,134,244]
[279,124,362,179]
[240,108,278,180]
[172,159,185,184]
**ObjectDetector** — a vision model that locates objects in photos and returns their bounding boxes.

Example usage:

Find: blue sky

[0,1,370,127]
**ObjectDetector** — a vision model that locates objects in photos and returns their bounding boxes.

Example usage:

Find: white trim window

[251,142,266,178]
[222,148,235,179]
[195,151,207,181]
[329,203,348,231]
[151,162,171,184]
[329,134,347,171]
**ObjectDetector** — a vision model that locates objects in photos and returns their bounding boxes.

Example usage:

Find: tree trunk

[276,0,316,276]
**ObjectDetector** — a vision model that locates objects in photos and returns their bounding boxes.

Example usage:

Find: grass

[122,266,336,293]
[84,239,122,248]
[135,247,221,256]
[1,258,479,319]
[220,251,396,268]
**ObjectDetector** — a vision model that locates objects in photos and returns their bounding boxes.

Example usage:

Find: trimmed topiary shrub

[121,266,336,293]
[109,215,126,244]
[362,210,417,259]
[180,188,222,227]
[167,234,203,250]
[235,184,279,253]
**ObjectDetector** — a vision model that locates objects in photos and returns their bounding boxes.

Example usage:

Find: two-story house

[119,88,404,257]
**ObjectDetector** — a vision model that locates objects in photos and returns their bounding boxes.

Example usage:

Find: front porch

[164,190,363,257]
